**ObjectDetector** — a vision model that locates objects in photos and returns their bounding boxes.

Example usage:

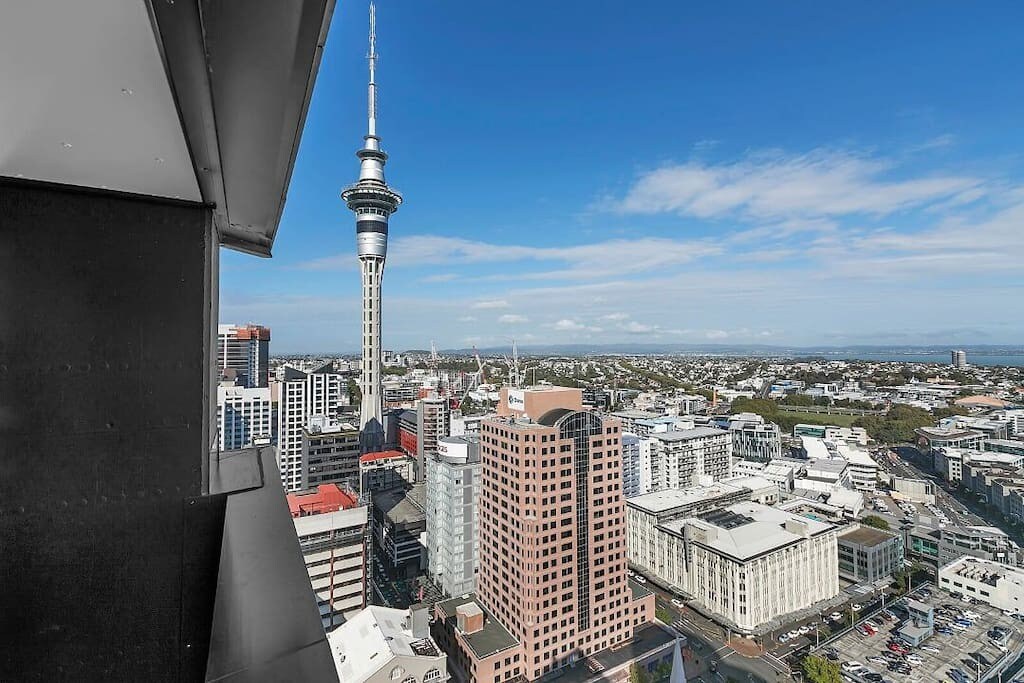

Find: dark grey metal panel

[0,180,220,681]
[205,447,338,682]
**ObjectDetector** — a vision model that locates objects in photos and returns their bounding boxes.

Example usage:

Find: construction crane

[502,339,524,389]
[458,346,487,409]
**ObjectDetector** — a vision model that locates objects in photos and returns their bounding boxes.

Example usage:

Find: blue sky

[221,1,1024,353]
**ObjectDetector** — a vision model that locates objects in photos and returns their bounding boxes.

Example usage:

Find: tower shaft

[358,256,384,453]
[343,2,401,453]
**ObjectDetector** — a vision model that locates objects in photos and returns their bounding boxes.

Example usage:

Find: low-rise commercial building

[837,525,904,583]
[889,475,936,504]
[329,604,448,683]
[915,427,987,456]
[939,557,1024,613]
[360,450,416,494]
[372,483,427,580]
[906,524,1023,571]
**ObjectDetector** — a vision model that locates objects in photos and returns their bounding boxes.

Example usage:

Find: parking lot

[815,586,1024,682]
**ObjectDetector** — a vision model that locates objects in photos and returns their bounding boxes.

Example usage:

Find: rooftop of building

[359,449,410,464]
[374,484,426,526]
[838,525,897,547]
[629,578,653,601]
[804,458,848,475]
[627,483,744,514]
[955,395,1014,408]
[720,475,776,492]
[329,606,443,682]
[660,501,835,562]
[439,434,481,446]
[834,443,876,467]
[915,426,984,439]
[549,625,676,683]
[649,426,727,442]
[287,484,360,518]
[434,594,520,660]
[941,556,1024,587]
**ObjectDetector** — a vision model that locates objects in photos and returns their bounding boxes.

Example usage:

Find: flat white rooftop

[660,501,835,561]
[627,483,744,514]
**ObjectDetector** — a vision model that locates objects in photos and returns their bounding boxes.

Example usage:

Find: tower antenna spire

[367,2,377,137]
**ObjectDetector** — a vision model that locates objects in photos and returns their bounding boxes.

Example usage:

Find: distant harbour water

[798,352,1024,367]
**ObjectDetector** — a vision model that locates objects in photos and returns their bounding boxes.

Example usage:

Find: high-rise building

[417,396,450,480]
[952,349,968,369]
[425,435,481,598]
[217,324,271,388]
[434,385,654,682]
[277,363,345,491]
[342,4,402,454]
[216,384,273,451]
[288,484,370,630]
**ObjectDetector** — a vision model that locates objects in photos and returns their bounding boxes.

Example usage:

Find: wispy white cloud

[605,148,984,220]
[498,313,529,324]
[600,312,630,321]
[300,235,720,280]
[471,299,509,309]
[421,273,459,283]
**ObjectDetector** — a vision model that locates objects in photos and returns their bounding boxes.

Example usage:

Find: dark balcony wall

[0,180,222,681]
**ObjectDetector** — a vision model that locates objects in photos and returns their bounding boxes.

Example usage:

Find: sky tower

[342,2,402,453]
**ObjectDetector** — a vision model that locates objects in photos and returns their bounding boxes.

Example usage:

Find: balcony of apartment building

[1,1,343,680]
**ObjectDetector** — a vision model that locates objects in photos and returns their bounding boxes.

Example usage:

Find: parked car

[841,662,863,673]
[633,575,646,584]
[906,654,923,666]
[830,612,844,621]
[853,603,864,612]
[671,598,685,608]
[798,625,812,636]
[777,634,789,643]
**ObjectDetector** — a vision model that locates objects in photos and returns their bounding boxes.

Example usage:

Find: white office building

[836,444,879,493]
[277,363,345,491]
[425,435,481,598]
[939,557,1024,613]
[216,384,273,451]
[634,502,839,633]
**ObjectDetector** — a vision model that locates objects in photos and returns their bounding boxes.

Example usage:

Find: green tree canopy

[861,515,891,531]
[802,655,842,683]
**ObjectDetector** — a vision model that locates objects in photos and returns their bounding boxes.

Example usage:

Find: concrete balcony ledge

[205,446,338,682]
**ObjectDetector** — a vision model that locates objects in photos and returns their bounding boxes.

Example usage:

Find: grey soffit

[0,0,336,257]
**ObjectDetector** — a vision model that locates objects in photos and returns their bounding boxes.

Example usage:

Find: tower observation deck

[342,3,402,454]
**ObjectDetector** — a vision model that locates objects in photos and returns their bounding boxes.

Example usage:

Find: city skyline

[219,1,1024,352]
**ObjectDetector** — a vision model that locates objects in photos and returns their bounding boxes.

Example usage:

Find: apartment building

[216,384,273,451]
[644,427,732,491]
[729,417,782,462]
[277,363,345,491]
[288,484,370,630]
